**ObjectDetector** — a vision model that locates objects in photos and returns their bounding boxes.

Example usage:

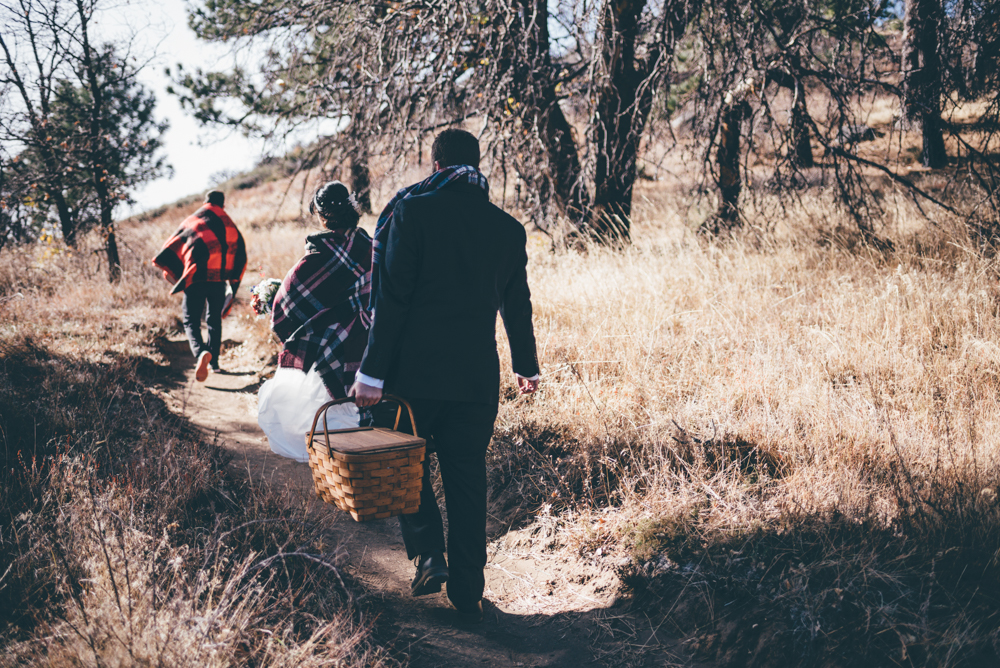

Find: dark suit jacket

[360,182,539,405]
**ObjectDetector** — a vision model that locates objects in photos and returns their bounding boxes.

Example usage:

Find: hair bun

[310,181,360,228]
[320,182,350,206]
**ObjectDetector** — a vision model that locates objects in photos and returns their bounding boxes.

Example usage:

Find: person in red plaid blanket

[152,190,247,382]
[257,181,373,461]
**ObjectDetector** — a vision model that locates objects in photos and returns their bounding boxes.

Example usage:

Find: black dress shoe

[448,597,484,623]
[411,552,449,596]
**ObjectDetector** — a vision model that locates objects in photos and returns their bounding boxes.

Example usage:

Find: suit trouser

[181,282,225,365]
[375,397,497,607]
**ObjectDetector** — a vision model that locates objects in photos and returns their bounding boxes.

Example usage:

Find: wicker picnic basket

[306,396,425,522]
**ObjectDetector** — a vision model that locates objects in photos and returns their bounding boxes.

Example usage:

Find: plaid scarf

[271,228,373,398]
[370,164,488,311]
[152,204,247,294]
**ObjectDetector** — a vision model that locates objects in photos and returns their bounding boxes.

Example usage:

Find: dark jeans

[374,397,498,607]
[182,282,225,366]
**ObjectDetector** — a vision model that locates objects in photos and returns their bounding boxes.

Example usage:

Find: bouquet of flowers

[250,278,282,318]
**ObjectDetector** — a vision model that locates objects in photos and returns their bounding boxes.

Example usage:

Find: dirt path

[158,319,700,668]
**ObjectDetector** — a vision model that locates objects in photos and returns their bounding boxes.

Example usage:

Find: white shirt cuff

[357,372,534,388]
[355,372,384,389]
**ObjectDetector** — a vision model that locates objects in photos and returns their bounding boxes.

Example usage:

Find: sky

[96,0,266,214]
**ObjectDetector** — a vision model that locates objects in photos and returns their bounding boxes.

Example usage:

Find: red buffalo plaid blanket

[270,228,372,398]
[152,204,247,294]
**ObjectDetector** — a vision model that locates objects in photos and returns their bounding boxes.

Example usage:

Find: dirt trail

[158,318,700,668]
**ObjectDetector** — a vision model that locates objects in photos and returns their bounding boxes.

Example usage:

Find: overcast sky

[98,0,266,214]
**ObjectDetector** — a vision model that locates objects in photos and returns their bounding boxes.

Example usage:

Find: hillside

[2,138,1000,666]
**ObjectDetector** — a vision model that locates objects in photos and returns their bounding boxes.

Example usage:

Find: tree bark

[350,151,372,214]
[76,0,120,281]
[903,0,947,169]
[790,78,813,168]
[712,100,748,232]
[590,0,697,242]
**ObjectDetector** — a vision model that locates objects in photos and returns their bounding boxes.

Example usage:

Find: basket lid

[316,426,425,454]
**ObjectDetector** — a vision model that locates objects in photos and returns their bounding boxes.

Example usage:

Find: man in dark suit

[350,129,539,622]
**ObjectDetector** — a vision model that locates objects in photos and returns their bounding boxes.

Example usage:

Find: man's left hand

[349,380,383,407]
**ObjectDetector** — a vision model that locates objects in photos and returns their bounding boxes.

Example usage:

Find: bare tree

[174,0,700,242]
[175,0,997,247]
[0,0,169,279]
[0,0,78,244]
[586,0,699,240]
[676,0,926,246]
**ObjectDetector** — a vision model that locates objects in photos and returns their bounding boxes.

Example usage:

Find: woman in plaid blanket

[257,181,372,462]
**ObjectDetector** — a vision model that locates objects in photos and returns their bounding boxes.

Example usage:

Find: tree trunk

[350,151,372,214]
[970,5,999,94]
[590,0,646,242]
[764,67,813,168]
[903,0,947,169]
[522,0,589,225]
[590,0,697,242]
[711,101,748,232]
[492,0,589,229]
[790,78,814,168]
[105,225,121,282]
[76,0,120,282]
[537,88,589,225]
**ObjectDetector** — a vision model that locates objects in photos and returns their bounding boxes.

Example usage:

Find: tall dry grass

[489,182,1000,666]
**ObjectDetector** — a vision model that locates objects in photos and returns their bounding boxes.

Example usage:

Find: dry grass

[0,221,397,666]
[4,144,1000,666]
[486,181,1000,666]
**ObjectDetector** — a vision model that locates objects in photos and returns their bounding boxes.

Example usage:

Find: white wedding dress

[257,366,359,462]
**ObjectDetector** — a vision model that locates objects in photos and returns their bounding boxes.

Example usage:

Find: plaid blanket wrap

[370,164,488,311]
[152,204,247,294]
[271,228,373,398]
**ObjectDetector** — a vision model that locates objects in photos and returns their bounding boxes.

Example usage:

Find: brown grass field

[2,128,1000,666]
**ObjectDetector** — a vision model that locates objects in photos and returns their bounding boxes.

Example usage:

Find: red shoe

[195,351,213,382]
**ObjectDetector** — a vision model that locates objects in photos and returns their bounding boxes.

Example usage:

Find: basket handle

[306,394,419,456]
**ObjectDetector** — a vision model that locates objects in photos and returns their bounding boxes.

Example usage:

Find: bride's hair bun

[310,181,361,229]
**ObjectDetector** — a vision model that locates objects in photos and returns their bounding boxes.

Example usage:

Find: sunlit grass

[3,164,999,664]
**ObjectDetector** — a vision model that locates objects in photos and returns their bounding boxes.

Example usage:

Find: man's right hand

[349,380,383,407]
[516,375,539,395]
